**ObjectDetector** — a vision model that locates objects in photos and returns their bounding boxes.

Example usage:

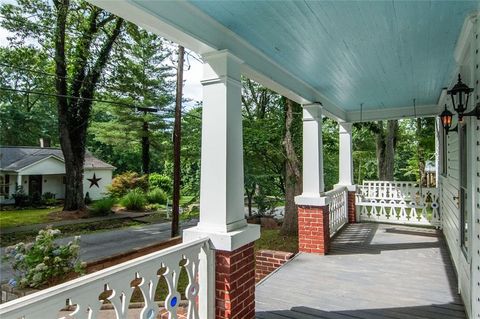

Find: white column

[295,103,329,206]
[183,50,259,251]
[16,174,22,189]
[335,122,356,191]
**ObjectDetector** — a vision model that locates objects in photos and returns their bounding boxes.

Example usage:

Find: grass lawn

[0,206,62,229]
[255,229,298,253]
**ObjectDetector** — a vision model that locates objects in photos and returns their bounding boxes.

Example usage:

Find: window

[442,129,448,175]
[0,175,10,196]
[460,124,469,254]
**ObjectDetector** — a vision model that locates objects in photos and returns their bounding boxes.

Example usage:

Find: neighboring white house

[0,146,114,204]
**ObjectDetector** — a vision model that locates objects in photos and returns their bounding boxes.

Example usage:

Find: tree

[360,120,399,181]
[280,97,302,235]
[0,47,57,146]
[172,45,185,237]
[242,78,285,216]
[1,0,124,210]
[88,24,175,175]
[53,1,123,210]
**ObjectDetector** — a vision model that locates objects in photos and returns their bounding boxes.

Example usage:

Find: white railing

[0,238,213,319]
[326,186,348,237]
[356,181,441,228]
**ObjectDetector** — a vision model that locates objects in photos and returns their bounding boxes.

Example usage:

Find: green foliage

[180,205,200,221]
[12,186,29,207]
[255,229,298,253]
[322,118,339,191]
[108,172,148,198]
[3,228,85,288]
[146,188,167,205]
[120,189,147,211]
[90,198,116,216]
[149,173,172,194]
[41,192,56,206]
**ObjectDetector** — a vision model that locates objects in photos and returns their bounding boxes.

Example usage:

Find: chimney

[39,138,51,148]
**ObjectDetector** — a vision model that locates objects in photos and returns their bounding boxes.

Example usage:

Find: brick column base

[215,242,255,319]
[298,205,330,255]
[348,191,356,223]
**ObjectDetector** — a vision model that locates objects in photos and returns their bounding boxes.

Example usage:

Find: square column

[16,174,22,189]
[335,122,357,223]
[295,104,331,254]
[183,50,260,319]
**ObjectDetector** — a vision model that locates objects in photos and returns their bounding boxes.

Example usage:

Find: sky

[0,8,204,104]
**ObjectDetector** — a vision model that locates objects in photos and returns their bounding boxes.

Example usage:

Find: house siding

[470,14,480,319]
[440,14,479,318]
[83,169,113,200]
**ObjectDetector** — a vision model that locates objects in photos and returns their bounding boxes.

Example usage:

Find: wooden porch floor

[255,223,466,319]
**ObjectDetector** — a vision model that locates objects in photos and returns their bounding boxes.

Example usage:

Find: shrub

[149,173,172,194]
[42,192,57,206]
[121,189,147,211]
[90,198,115,216]
[108,172,148,198]
[146,188,167,204]
[3,228,85,288]
[12,186,29,207]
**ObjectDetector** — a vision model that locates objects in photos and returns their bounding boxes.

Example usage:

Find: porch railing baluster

[355,181,441,228]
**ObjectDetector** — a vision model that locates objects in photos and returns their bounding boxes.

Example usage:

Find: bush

[42,192,57,206]
[149,173,172,194]
[121,189,147,211]
[12,186,29,207]
[90,198,115,216]
[3,228,85,288]
[108,172,148,198]
[146,188,167,204]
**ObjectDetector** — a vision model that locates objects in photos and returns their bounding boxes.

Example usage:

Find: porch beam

[347,104,442,122]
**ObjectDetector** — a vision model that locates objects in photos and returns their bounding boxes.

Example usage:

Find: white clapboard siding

[441,130,461,273]
[470,15,480,319]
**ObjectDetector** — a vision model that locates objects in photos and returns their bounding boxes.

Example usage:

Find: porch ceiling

[89,0,479,121]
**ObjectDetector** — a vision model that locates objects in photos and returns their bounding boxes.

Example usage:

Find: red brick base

[298,205,330,255]
[255,250,294,283]
[348,191,356,223]
[215,243,255,319]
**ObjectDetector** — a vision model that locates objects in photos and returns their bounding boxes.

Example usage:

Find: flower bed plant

[3,228,86,288]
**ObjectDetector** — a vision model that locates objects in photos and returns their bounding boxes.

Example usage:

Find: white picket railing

[356,181,441,228]
[0,237,213,319]
[326,186,348,237]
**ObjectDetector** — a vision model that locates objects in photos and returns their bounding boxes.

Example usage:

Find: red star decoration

[87,173,102,188]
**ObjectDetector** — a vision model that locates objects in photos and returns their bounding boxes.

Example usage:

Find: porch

[0,1,479,318]
[256,223,465,319]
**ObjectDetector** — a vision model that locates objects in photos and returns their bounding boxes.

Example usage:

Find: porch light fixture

[439,104,457,135]
[447,74,474,122]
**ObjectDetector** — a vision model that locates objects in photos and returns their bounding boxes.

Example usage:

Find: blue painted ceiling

[188,0,478,111]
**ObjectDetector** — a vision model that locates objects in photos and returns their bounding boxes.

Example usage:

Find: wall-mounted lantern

[439,104,456,135]
[440,74,479,135]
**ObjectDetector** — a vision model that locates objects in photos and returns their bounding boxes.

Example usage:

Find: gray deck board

[255,223,466,319]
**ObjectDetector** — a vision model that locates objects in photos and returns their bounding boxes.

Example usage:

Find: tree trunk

[280,98,302,236]
[375,120,398,181]
[416,118,426,186]
[53,0,123,211]
[172,45,184,238]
